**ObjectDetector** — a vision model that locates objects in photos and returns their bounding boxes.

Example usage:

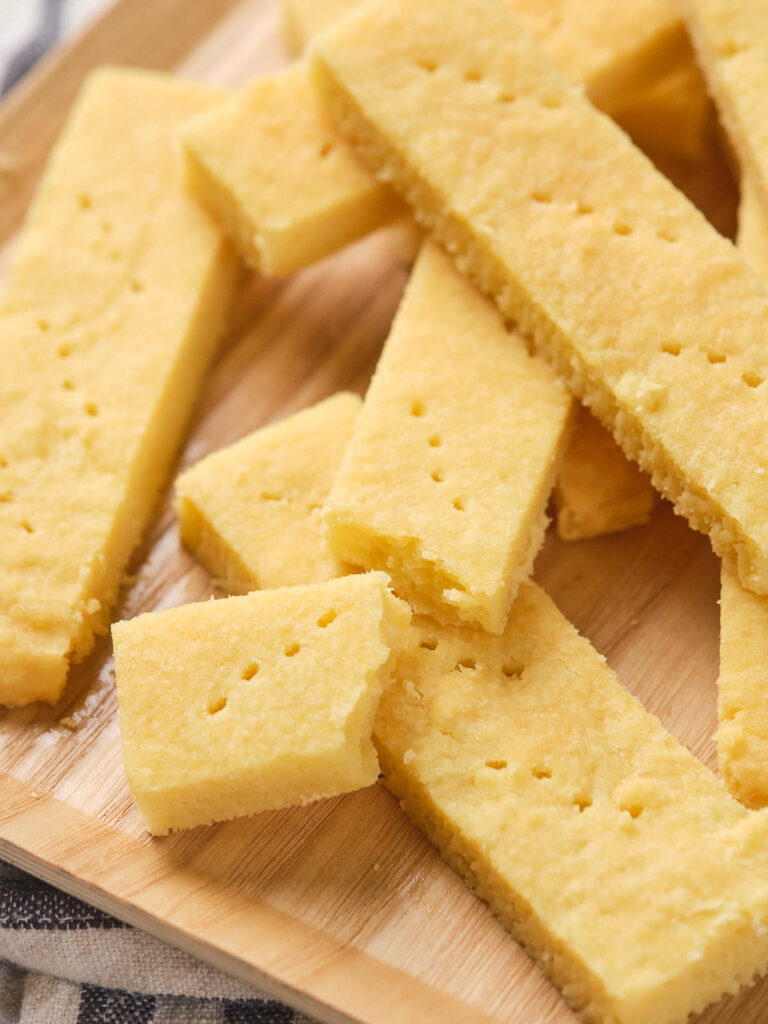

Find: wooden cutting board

[0,2,759,1021]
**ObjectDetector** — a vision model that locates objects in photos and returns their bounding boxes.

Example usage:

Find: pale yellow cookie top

[175,392,361,590]
[311,0,768,594]
[324,241,571,630]
[716,180,768,810]
[509,0,684,106]
[114,571,410,792]
[681,0,768,212]
[377,581,768,1017]
[181,62,400,274]
[0,66,231,703]
[719,561,768,809]
[288,0,684,108]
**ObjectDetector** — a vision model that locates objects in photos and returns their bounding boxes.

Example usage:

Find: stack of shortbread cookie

[5,0,768,1020]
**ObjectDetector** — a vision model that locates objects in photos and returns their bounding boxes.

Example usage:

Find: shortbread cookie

[287,0,686,112]
[680,0,768,216]
[0,68,237,706]
[554,407,654,541]
[324,241,572,633]
[175,393,360,592]
[181,64,403,276]
[114,572,410,835]
[311,0,768,595]
[289,0,668,542]
[376,582,768,1024]
[507,0,687,111]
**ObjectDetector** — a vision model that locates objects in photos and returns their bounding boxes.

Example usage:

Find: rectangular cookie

[175,392,360,592]
[289,0,666,546]
[324,241,573,633]
[311,0,768,595]
[507,0,687,112]
[114,571,411,834]
[181,63,404,276]
[376,581,768,1024]
[680,0,768,215]
[286,0,686,112]
[0,68,237,706]
[554,407,655,541]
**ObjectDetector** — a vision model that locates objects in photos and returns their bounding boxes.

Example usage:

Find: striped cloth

[0,0,107,95]
[0,862,318,1024]
[0,3,319,1022]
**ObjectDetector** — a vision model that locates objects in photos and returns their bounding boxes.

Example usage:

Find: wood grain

[0,2,760,1022]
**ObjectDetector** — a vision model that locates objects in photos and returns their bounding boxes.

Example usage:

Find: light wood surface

[0,1,758,1021]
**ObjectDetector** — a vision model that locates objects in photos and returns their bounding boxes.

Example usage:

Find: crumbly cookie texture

[376,582,768,1024]
[554,407,654,541]
[0,67,237,706]
[181,63,403,276]
[719,561,768,809]
[324,241,572,633]
[716,180,768,808]
[175,392,360,593]
[310,0,768,595]
[113,572,411,835]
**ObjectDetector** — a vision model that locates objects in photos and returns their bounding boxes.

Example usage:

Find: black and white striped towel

[0,851,319,1022]
[0,3,320,1021]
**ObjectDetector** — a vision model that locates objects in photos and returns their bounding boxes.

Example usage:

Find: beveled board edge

[0,773,504,1024]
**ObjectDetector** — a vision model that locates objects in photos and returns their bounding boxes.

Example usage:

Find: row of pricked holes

[0,487,34,532]
[531,190,679,243]
[410,400,466,511]
[0,457,32,533]
[414,59,679,245]
[417,637,643,818]
[417,58,561,109]
[661,341,763,387]
[57,338,102,415]
[0,485,35,533]
[43,190,143,416]
[414,54,697,252]
[206,609,339,715]
[75,192,144,282]
[418,636,523,679]
[528,192,764,387]
[1,383,96,532]
[259,491,321,514]
[482,760,644,819]
[2,190,124,532]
